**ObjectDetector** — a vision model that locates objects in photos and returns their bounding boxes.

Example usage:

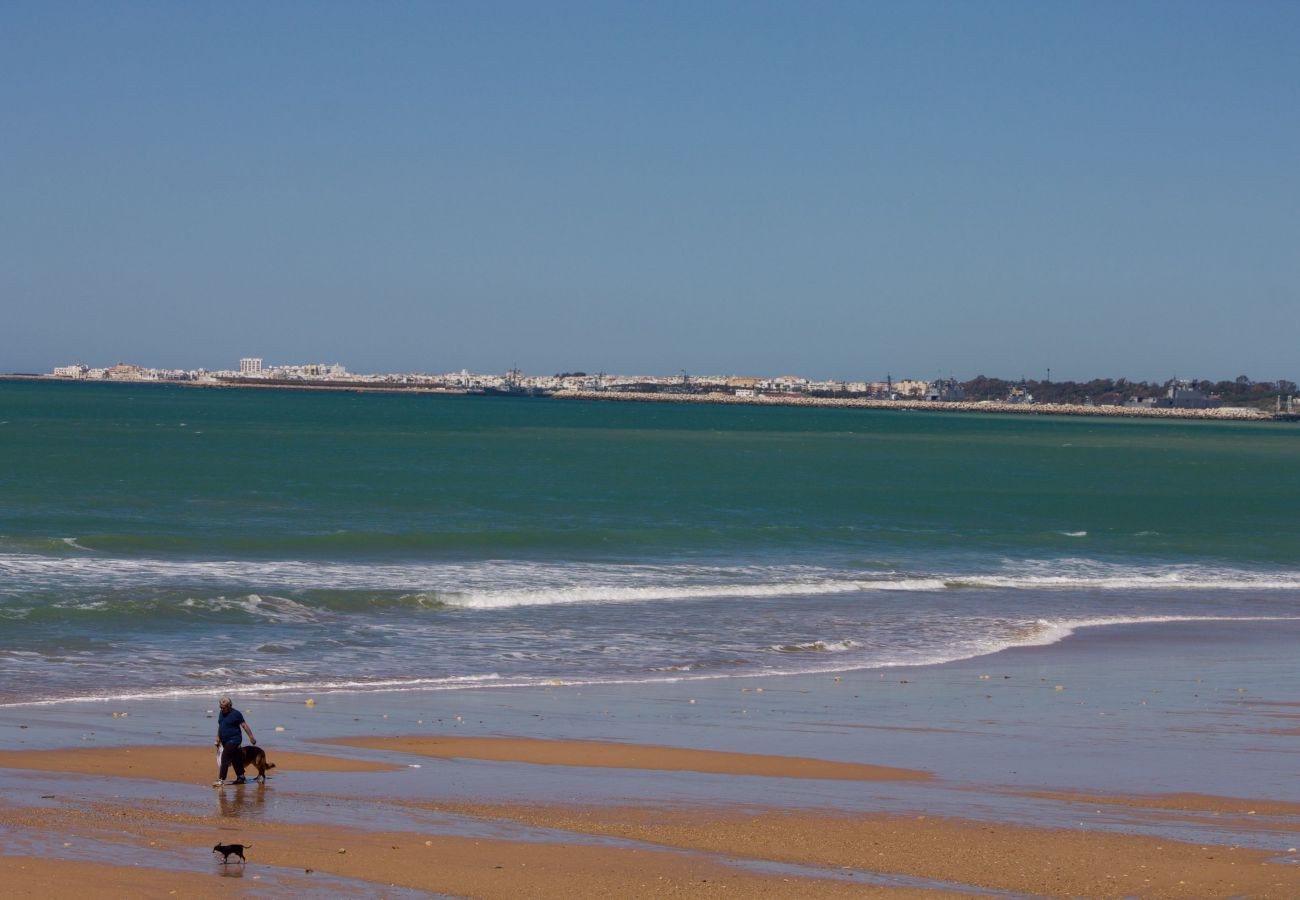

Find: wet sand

[417,801,1300,898]
[7,856,250,899]
[1,772,1296,898]
[1014,790,1300,818]
[322,735,932,781]
[0,746,398,783]
[2,618,1299,896]
[0,792,954,899]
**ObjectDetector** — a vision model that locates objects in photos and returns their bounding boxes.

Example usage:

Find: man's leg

[219,742,237,781]
[232,744,246,780]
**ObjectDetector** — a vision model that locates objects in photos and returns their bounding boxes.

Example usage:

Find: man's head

[219,696,232,711]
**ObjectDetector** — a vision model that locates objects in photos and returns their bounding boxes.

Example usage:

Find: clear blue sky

[2,1,1297,381]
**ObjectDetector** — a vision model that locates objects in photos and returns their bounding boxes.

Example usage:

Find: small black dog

[234,745,276,781]
[213,842,248,864]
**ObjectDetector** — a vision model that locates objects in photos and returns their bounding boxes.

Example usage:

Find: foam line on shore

[4,614,1296,708]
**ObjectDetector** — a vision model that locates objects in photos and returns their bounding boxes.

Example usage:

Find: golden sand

[418,801,1300,899]
[0,799,951,899]
[0,745,398,784]
[4,740,1297,898]
[4,856,253,899]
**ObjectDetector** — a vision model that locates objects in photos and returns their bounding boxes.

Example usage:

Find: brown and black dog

[233,745,276,781]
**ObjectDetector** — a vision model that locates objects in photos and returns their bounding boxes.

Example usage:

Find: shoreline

[3,373,1287,422]
[5,612,1297,710]
[3,618,1299,896]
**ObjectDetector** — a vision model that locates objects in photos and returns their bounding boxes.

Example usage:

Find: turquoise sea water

[1,380,1298,704]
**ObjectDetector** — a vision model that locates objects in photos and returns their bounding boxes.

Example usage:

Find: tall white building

[239,358,263,375]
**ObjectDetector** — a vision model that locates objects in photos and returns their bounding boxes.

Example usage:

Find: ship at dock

[481,368,551,398]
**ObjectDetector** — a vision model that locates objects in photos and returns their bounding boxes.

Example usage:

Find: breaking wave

[769,639,860,653]
[2,551,1300,600]
[3,553,1300,614]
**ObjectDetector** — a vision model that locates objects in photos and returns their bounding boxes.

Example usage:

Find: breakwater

[555,390,1273,421]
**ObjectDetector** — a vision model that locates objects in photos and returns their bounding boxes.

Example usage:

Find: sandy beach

[2,619,1299,897]
[1,740,1296,898]
[321,735,933,781]
[0,745,398,783]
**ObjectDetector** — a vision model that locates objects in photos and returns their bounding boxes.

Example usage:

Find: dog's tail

[266,762,276,770]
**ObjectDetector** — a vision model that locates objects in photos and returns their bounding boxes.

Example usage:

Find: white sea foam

[750,614,1300,684]
[438,566,1300,607]
[0,673,506,708]
[3,552,1300,613]
[0,554,848,593]
[441,580,869,609]
[192,593,320,623]
[769,639,859,653]
[998,614,1299,648]
[949,571,1300,592]
[7,615,1298,708]
[871,578,952,592]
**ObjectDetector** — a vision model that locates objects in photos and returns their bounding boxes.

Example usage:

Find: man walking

[214,696,257,786]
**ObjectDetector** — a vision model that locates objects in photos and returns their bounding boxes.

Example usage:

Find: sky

[2,2,1297,382]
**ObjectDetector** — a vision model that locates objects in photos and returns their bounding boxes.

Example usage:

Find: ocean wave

[439,580,871,609]
[405,566,1300,608]
[751,614,1300,683]
[998,614,1300,648]
[946,571,1300,592]
[179,593,320,623]
[0,554,853,593]
[1,592,334,625]
[768,639,859,653]
[3,552,1300,615]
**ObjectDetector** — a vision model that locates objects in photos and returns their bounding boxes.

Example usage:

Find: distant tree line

[961,375,1298,409]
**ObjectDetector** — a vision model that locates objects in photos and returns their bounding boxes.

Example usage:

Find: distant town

[22,358,1300,421]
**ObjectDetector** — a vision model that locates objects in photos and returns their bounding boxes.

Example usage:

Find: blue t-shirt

[218,707,245,744]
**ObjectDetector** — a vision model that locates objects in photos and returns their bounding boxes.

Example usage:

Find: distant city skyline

[31,356,1296,420]
[29,353,1293,389]
[3,3,1298,381]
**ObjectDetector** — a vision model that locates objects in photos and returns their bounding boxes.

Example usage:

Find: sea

[1,380,1298,707]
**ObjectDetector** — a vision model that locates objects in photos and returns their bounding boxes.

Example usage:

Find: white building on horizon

[239,358,263,375]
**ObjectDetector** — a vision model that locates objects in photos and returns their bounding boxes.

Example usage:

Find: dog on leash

[213,842,248,864]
